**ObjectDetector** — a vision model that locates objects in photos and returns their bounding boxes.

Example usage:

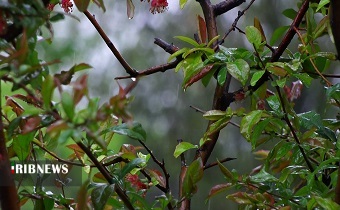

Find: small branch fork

[77,141,135,210]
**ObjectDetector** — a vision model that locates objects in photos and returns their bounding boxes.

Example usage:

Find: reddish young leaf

[12,94,42,108]
[234,91,246,102]
[147,169,166,188]
[22,116,41,134]
[125,174,148,191]
[46,120,68,134]
[6,96,24,116]
[184,64,214,89]
[73,74,88,105]
[197,15,207,44]
[254,17,266,42]
[66,144,84,153]
[289,80,303,101]
[207,183,233,199]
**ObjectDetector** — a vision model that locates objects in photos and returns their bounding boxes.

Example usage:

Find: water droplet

[131,77,136,81]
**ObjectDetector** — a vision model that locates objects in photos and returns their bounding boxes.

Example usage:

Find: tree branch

[115,38,180,79]
[0,87,19,210]
[84,10,138,76]
[213,0,245,17]
[77,141,135,210]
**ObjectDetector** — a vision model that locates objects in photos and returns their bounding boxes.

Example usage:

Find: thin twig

[138,140,171,192]
[293,26,332,86]
[203,157,236,170]
[77,141,135,210]
[189,105,206,114]
[218,0,256,46]
[83,10,137,76]
[273,81,314,172]
[115,38,181,79]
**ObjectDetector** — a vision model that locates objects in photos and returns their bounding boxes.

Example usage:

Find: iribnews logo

[11,162,69,175]
[5,161,83,187]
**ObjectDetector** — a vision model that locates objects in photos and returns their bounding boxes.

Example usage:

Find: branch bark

[84,10,138,76]
[0,105,19,210]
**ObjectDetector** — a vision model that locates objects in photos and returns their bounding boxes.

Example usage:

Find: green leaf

[207,35,220,47]
[226,59,250,86]
[250,70,265,86]
[270,26,289,45]
[43,198,54,210]
[206,115,231,135]
[250,168,278,183]
[276,77,286,88]
[13,132,36,160]
[49,14,65,22]
[298,111,336,141]
[102,122,147,142]
[325,83,340,101]
[128,191,152,209]
[266,95,281,115]
[180,0,188,9]
[313,196,340,209]
[74,0,90,12]
[282,8,297,20]
[217,66,227,86]
[203,110,227,121]
[168,48,189,62]
[41,75,55,110]
[217,161,234,181]
[240,110,263,139]
[174,36,200,47]
[316,0,330,12]
[183,48,214,58]
[293,73,313,87]
[183,158,204,197]
[174,142,197,158]
[245,26,262,47]
[97,0,106,12]
[120,158,145,178]
[61,91,75,120]
[91,184,115,210]
[7,117,22,139]
[305,52,337,61]
[250,118,271,149]
[313,16,329,39]
[71,63,93,72]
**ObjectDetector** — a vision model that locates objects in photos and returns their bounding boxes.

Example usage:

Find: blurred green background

[36,0,339,209]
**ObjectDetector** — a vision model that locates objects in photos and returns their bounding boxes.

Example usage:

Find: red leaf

[207,183,232,199]
[22,116,41,134]
[197,15,207,44]
[147,169,166,188]
[6,96,24,116]
[234,91,245,101]
[73,74,88,105]
[12,94,42,108]
[125,174,148,190]
[184,64,214,89]
[289,80,303,101]
[46,120,68,133]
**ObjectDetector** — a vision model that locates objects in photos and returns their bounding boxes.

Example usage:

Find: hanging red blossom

[150,0,168,14]
[141,0,168,14]
[46,0,73,13]
[126,174,148,191]
[61,0,73,13]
